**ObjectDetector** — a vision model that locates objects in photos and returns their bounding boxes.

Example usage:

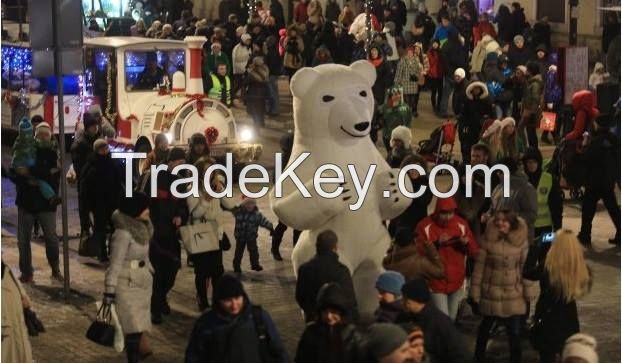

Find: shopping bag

[180,222,219,254]
[539,111,556,131]
[86,302,115,347]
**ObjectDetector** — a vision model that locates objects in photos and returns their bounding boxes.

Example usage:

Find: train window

[1,45,80,95]
[124,49,185,91]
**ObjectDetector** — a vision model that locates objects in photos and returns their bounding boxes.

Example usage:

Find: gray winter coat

[488,173,537,242]
[105,210,154,334]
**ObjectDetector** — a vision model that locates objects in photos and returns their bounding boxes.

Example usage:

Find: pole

[365,0,372,57]
[53,0,71,299]
[569,0,578,46]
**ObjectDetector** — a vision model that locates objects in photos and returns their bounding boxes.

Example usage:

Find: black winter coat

[70,133,98,179]
[507,45,533,69]
[440,39,467,78]
[510,9,527,38]
[10,145,59,213]
[325,0,341,23]
[296,252,358,322]
[396,304,469,363]
[185,295,287,363]
[374,300,404,323]
[79,153,123,214]
[270,0,286,29]
[265,46,283,76]
[463,96,493,132]
[149,170,188,264]
[394,176,432,231]
[372,60,393,106]
[531,273,580,355]
[581,128,621,191]
[453,80,468,118]
[295,322,361,363]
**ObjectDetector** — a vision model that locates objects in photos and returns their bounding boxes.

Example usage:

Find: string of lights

[364,0,373,57]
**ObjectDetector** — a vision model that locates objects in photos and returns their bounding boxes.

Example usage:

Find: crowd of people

[3,0,621,362]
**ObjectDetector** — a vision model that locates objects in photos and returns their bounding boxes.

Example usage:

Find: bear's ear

[290,67,319,98]
[350,60,376,87]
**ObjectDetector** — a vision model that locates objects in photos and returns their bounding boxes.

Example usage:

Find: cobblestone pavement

[1,81,620,362]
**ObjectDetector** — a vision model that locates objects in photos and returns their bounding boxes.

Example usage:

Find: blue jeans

[267,75,280,114]
[430,289,464,321]
[439,74,453,116]
[17,208,59,276]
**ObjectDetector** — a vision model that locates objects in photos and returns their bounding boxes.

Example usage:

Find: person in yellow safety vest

[522,147,563,238]
[205,63,232,107]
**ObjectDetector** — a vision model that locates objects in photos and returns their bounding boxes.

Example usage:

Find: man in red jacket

[415,197,479,321]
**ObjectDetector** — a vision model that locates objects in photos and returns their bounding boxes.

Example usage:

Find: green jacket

[522,75,544,124]
[381,88,412,143]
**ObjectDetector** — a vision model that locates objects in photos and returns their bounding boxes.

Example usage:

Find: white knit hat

[454,68,466,80]
[562,334,599,363]
[500,117,516,130]
[516,65,528,75]
[390,126,412,147]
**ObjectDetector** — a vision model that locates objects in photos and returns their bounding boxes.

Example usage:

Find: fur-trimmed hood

[466,81,489,100]
[111,210,153,245]
[483,216,528,247]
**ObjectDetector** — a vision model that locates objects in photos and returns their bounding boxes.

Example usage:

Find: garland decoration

[105,59,118,125]
[205,126,219,145]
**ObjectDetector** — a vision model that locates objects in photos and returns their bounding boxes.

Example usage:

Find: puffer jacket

[565,90,599,141]
[105,211,154,333]
[470,218,537,317]
[415,198,479,294]
[228,205,273,241]
[470,35,497,74]
[383,242,446,282]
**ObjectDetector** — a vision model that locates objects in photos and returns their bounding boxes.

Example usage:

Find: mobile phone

[541,232,555,244]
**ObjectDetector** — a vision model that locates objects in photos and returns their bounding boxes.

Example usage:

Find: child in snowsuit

[381,86,412,153]
[228,197,274,273]
[11,117,57,204]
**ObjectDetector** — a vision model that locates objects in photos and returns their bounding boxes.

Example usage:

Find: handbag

[180,204,220,255]
[86,303,115,347]
[220,232,231,251]
[24,308,45,336]
[528,307,550,350]
[539,111,557,131]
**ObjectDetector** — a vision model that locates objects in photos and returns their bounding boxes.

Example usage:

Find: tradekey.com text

[112,152,510,211]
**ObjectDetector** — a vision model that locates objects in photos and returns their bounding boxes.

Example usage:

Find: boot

[271,249,283,261]
[125,333,141,363]
[51,266,63,282]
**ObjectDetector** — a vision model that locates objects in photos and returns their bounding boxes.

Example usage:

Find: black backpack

[251,305,280,363]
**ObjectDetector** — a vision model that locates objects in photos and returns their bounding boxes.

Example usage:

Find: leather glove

[103,293,116,305]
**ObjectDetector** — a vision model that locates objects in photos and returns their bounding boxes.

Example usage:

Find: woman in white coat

[187,159,235,311]
[2,261,33,363]
[104,192,153,363]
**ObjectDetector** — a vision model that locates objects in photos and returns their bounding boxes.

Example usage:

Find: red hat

[435,197,457,213]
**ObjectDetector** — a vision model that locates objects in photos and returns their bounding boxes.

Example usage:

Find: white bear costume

[270,61,412,319]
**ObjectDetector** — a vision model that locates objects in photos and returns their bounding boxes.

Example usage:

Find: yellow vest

[208,74,231,104]
[535,170,553,228]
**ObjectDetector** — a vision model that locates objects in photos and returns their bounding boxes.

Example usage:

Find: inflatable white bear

[270,60,412,319]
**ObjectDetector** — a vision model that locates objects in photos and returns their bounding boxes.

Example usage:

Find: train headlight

[239,127,254,142]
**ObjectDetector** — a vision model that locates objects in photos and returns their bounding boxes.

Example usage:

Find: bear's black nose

[354,122,370,131]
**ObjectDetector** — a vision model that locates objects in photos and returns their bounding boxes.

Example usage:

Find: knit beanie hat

[562,333,599,363]
[93,138,108,152]
[390,126,412,147]
[214,273,246,300]
[167,147,186,162]
[513,34,524,44]
[364,323,409,360]
[18,117,33,136]
[454,67,466,80]
[35,122,52,138]
[401,278,430,303]
[376,271,406,296]
[119,191,150,218]
[516,65,528,75]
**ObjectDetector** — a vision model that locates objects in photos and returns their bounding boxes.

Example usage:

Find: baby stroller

[417,121,458,166]
[550,139,585,200]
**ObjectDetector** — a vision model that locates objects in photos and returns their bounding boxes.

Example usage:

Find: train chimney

[184,36,207,95]
[171,71,186,95]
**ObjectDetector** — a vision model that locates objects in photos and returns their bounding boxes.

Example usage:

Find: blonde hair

[544,230,591,302]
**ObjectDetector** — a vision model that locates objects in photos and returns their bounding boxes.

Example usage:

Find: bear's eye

[359,91,367,97]
[322,95,335,102]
